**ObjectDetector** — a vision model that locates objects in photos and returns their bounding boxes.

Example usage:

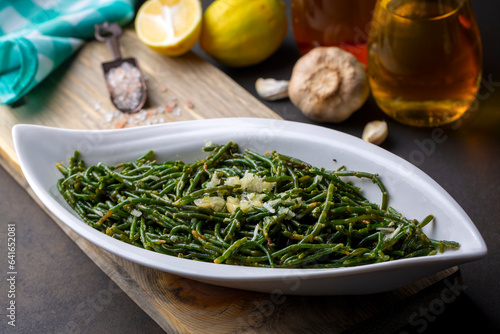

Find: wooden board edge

[0,146,22,184]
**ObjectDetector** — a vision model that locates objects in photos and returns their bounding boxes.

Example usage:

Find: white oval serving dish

[13,118,487,295]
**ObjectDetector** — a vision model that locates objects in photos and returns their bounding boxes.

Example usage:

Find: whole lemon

[200,0,288,67]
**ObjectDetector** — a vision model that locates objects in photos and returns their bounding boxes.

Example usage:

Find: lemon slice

[135,0,202,56]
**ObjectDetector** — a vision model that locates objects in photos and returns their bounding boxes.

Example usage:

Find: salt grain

[172,106,182,116]
[135,109,148,121]
[114,116,128,129]
[99,90,192,128]
[165,99,177,112]
[104,111,114,123]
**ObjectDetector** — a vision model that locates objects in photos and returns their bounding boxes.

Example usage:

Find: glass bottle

[368,0,482,127]
[291,0,377,65]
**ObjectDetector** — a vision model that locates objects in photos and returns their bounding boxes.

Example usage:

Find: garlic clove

[362,120,388,145]
[255,78,289,101]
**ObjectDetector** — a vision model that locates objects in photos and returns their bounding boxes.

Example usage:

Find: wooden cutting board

[0,28,459,333]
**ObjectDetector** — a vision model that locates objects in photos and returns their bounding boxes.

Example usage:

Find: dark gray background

[1,0,498,333]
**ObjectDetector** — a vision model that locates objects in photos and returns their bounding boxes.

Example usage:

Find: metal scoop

[94,22,147,113]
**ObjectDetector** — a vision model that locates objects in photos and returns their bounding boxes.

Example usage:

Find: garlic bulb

[288,47,369,123]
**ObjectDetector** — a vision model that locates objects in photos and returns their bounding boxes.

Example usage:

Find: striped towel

[0,0,137,105]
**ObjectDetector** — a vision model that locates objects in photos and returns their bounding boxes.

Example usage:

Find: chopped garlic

[278,206,295,220]
[284,196,303,205]
[383,225,402,243]
[206,173,221,187]
[240,172,275,192]
[241,193,265,212]
[227,193,266,213]
[267,199,282,207]
[194,196,226,212]
[240,200,253,213]
[263,199,281,213]
[224,176,241,187]
[226,196,240,214]
[376,227,395,232]
[252,224,260,241]
[93,209,104,217]
[130,209,142,217]
[263,202,275,213]
[223,172,275,192]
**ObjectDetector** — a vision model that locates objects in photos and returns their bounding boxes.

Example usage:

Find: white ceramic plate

[13,118,487,295]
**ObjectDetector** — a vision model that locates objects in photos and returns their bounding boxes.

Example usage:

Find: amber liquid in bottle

[291,0,377,64]
[368,0,482,127]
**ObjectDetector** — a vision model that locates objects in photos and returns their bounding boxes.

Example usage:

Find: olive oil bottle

[291,0,377,64]
[368,0,482,127]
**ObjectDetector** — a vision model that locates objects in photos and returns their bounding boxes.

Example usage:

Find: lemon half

[135,0,202,56]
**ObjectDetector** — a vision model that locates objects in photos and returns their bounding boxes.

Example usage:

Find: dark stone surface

[1,1,498,333]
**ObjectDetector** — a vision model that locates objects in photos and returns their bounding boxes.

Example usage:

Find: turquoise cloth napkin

[0,0,137,105]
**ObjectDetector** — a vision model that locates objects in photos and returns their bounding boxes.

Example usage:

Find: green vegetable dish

[56,141,459,268]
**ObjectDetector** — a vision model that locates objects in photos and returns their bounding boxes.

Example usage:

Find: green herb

[56,142,459,268]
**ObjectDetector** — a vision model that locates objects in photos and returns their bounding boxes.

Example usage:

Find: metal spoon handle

[94,22,124,60]
[105,36,122,60]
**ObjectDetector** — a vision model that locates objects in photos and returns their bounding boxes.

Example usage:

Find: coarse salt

[172,106,182,116]
[104,111,115,123]
[106,62,144,111]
